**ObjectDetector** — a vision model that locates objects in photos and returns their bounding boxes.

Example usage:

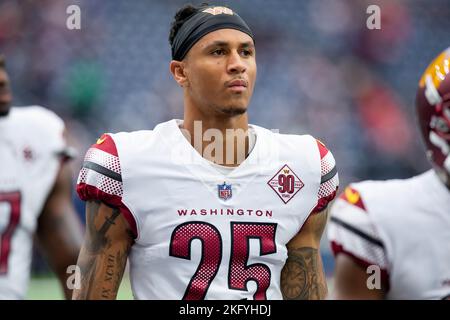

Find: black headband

[171,6,254,61]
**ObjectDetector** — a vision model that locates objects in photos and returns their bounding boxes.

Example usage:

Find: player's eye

[241,49,254,57]
[211,49,226,56]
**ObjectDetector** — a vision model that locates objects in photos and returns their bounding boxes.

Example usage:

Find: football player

[328,47,450,299]
[73,4,339,300]
[0,54,83,299]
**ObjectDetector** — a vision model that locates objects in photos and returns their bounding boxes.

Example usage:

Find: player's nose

[227,51,246,74]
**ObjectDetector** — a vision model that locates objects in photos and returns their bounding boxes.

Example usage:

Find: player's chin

[219,102,248,116]
[221,107,247,116]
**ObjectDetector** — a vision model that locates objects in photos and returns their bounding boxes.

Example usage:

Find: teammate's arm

[328,186,388,300]
[72,200,133,300]
[280,207,329,300]
[333,254,386,299]
[36,162,83,299]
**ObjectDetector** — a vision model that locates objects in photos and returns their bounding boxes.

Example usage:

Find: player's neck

[182,108,250,167]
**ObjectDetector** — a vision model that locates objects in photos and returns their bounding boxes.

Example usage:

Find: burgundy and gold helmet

[416,47,450,181]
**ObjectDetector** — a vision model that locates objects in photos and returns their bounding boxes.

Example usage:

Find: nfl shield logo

[218,182,232,201]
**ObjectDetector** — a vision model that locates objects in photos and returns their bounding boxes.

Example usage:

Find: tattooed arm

[36,162,83,299]
[332,254,386,299]
[72,200,134,300]
[281,208,329,300]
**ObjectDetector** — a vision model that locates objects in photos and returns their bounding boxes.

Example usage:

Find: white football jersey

[328,170,450,299]
[0,106,67,299]
[77,119,339,300]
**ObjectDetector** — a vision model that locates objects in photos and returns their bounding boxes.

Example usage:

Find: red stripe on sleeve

[92,134,118,156]
[316,139,329,159]
[312,190,337,213]
[339,186,367,211]
[77,183,138,239]
[330,240,390,291]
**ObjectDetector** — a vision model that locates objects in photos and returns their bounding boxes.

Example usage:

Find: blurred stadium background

[0,0,449,299]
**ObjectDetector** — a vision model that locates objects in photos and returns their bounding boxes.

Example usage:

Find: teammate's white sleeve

[327,186,389,281]
[27,106,74,161]
[312,140,339,213]
[76,133,137,238]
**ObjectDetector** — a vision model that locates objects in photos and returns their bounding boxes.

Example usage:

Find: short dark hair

[168,3,209,47]
[0,55,5,69]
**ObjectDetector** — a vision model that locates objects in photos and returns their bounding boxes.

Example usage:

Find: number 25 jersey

[77,119,338,299]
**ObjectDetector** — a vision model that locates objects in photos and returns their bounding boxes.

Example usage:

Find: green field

[27,275,134,300]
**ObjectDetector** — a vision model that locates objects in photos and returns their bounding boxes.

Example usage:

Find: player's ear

[170,60,189,88]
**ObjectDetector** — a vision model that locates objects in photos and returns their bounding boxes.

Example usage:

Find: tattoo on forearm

[281,247,327,300]
[101,253,116,298]
[86,204,120,254]
[73,202,131,300]
[114,250,128,293]
[105,254,115,281]
[75,253,98,300]
[100,249,129,299]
